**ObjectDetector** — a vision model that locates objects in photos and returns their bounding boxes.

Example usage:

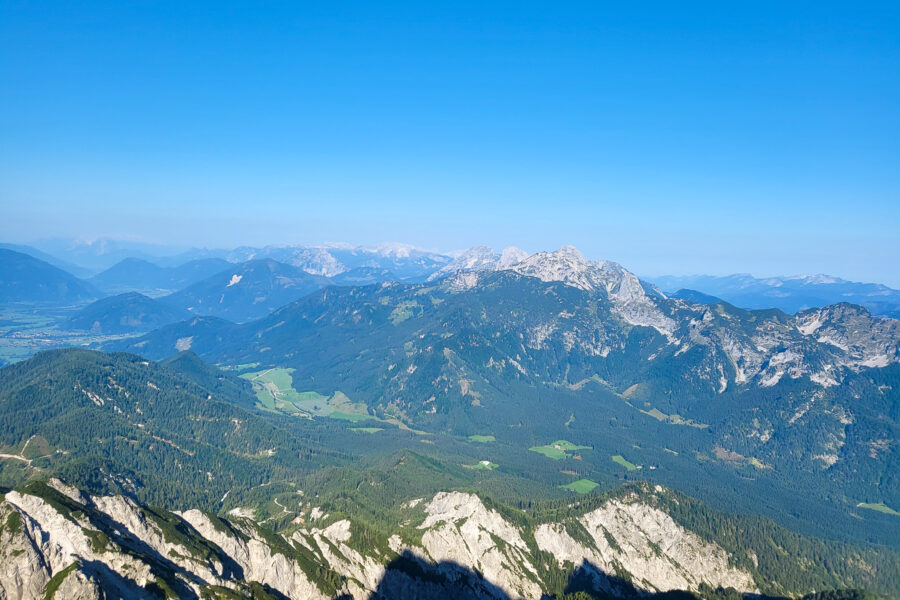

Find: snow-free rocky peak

[511,245,595,291]
[0,480,759,600]
[428,245,529,281]
[512,247,677,337]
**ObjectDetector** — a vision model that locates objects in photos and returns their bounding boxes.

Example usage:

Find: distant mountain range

[426,244,530,281]
[22,238,452,279]
[8,240,899,317]
[650,273,900,317]
[23,238,195,272]
[223,242,451,280]
[0,249,99,303]
[0,243,93,278]
[89,257,232,296]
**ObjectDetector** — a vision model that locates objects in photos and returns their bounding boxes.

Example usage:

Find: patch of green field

[748,457,772,470]
[560,479,599,494]
[468,435,496,443]
[0,304,141,365]
[260,369,294,393]
[21,435,52,460]
[241,369,373,422]
[644,407,667,421]
[639,406,708,429]
[529,440,591,460]
[251,387,278,411]
[389,300,420,325]
[551,440,591,451]
[463,461,498,470]
[530,446,568,460]
[295,391,329,401]
[857,502,900,516]
[611,455,639,471]
[241,368,310,412]
[330,411,372,423]
[350,427,383,434]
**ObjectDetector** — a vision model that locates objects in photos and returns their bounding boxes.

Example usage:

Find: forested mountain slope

[65,292,192,333]
[107,249,899,548]
[0,349,896,598]
[0,349,334,506]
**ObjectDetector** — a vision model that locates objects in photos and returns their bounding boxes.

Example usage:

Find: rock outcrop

[0,480,758,600]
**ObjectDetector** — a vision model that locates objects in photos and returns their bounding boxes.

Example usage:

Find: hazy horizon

[2,1,898,285]
[4,235,899,288]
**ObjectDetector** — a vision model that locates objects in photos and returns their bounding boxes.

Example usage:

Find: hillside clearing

[560,479,599,494]
[530,440,591,460]
[857,502,899,516]
[611,455,640,471]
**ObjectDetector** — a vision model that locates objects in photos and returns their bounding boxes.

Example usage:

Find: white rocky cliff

[0,480,759,600]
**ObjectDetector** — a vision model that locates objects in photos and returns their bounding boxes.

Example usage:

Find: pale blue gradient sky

[1,1,898,284]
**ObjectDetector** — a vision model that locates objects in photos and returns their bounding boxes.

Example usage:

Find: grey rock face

[0,481,758,600]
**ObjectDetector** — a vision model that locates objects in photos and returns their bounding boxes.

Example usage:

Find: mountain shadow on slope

[22,479,250,600]
[368,550,515,599]
[562,559,758,600]
[366,552,798,600]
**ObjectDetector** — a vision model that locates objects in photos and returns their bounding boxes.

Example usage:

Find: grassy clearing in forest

[611,455,639,471]
[529,440,591,460]
[560,479,599,494]
[463,461,498,470]
[241,368,374,423]
[857,502,899,516]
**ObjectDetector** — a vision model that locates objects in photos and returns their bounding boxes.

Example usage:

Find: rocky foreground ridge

[0,479,758,599]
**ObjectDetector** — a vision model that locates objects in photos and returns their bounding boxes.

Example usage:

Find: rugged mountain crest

[795,303,899,369]
[428,245,529,281]
[226,244,451,281]
[0,480,759,600]
[522,248,675,336]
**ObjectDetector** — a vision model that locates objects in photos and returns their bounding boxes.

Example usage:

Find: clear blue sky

[1,1,898,284]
